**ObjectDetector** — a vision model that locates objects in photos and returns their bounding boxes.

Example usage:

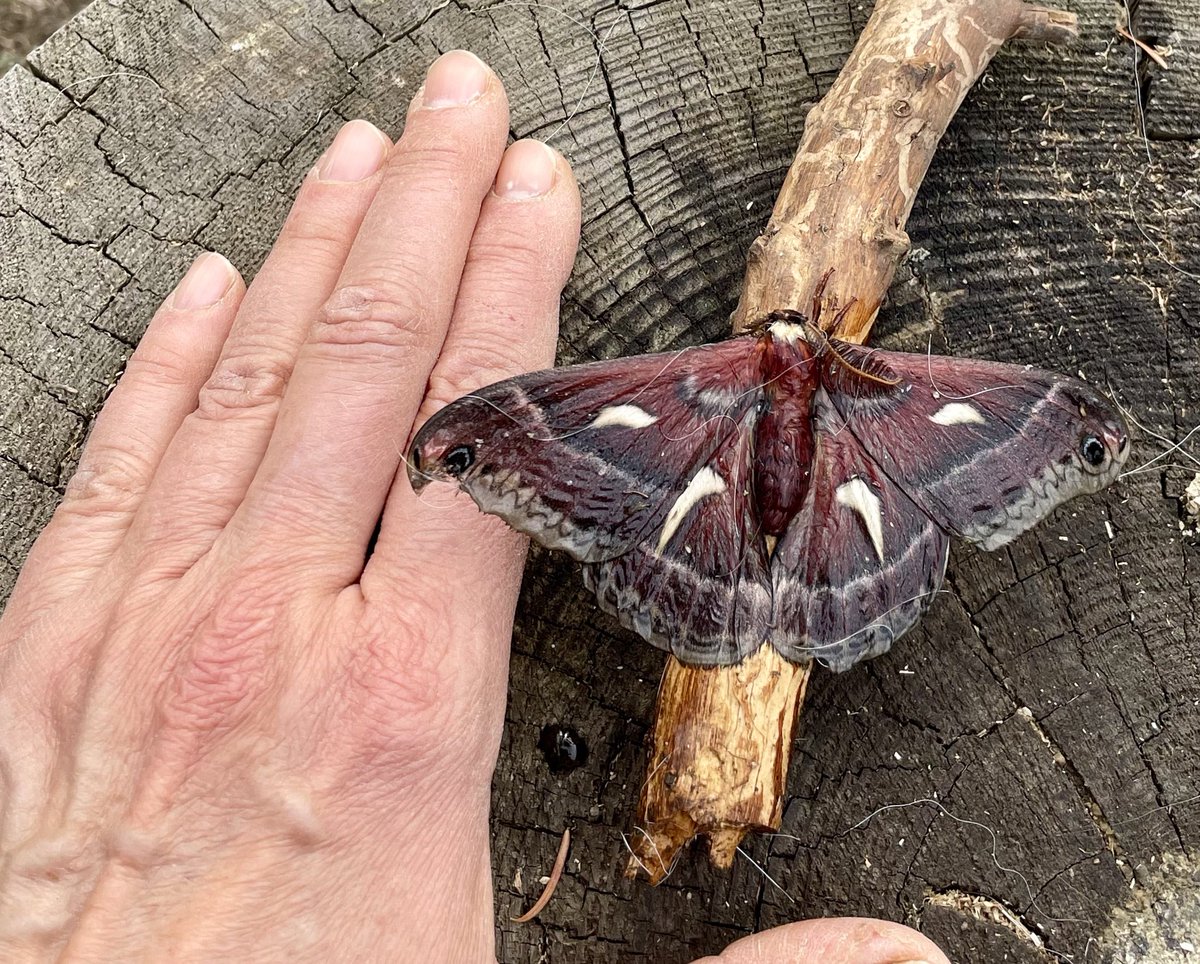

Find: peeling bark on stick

[628,0,1079,882]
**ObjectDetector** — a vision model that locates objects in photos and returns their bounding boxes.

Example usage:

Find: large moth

[408,309,1128,672]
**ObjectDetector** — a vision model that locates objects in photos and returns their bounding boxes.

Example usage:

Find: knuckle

[281,203,359,264]
[339,604,456,761]
[122,342,194,391]
[312,281,431,354]
[194,344,291,423]
[389,139,485,189]
[466,231,548,280]
[426,327,543,407]
[61,447,153,517]
[462,240,564,312]
[133,486,229,560]
[155,582,277,741]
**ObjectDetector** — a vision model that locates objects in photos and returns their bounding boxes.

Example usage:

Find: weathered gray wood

[0,0,94,74]
[2,1,1198,961]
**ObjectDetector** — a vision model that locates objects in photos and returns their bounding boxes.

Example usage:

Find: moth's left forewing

[822,344,1128,551]
[411,341,763,563]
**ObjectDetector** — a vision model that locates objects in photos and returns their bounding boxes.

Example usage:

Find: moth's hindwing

[582,406,772,665]
[771,392,950,671]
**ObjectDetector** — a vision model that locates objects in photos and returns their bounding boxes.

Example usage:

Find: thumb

[694,917,950,964]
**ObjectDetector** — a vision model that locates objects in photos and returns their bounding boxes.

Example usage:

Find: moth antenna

[825,341,902,387]
[829,296,860,335]
[810,267,836,326]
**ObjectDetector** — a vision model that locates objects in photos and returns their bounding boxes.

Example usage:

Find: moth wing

[412,338,774,663]
[771,394,949,672]
[411,338,763,563]
[583,406,772,665]
[821,342,1127,550]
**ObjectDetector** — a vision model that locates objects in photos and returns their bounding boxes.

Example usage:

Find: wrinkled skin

[0,51,949,964]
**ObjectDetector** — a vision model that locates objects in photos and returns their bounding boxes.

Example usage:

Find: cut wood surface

[1,1,1198,961]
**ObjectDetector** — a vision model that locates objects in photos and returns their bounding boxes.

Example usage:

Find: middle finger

[234,51,510,581]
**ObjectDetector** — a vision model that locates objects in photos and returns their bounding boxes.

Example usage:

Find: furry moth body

[409,312,1128,671]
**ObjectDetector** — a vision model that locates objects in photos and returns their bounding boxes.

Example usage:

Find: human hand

[0,49,946,963]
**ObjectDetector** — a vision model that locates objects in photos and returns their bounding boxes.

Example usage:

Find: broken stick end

[627,649,812,883]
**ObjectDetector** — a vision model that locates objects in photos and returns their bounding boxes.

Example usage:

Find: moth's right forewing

[821,343,1126,550]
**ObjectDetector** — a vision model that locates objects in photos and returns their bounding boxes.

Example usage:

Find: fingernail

[318,119,389,182]
[171,252,235,310]
[419,50,490,109]
[494,139,558,199]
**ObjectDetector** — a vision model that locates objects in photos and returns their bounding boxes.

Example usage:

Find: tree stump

[1,1,1198,962]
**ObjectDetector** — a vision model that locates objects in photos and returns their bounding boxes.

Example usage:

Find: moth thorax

[766,319,809,346]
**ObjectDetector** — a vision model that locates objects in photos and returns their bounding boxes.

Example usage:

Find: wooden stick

[627,0,1078,882]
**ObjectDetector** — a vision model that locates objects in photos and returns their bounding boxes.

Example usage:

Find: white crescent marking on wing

[836,477,886,563]
[590,404,659,429]
[657,466,727,554]
[929,401,986,426]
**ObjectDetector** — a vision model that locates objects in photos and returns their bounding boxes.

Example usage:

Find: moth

[408,310,1129,672]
